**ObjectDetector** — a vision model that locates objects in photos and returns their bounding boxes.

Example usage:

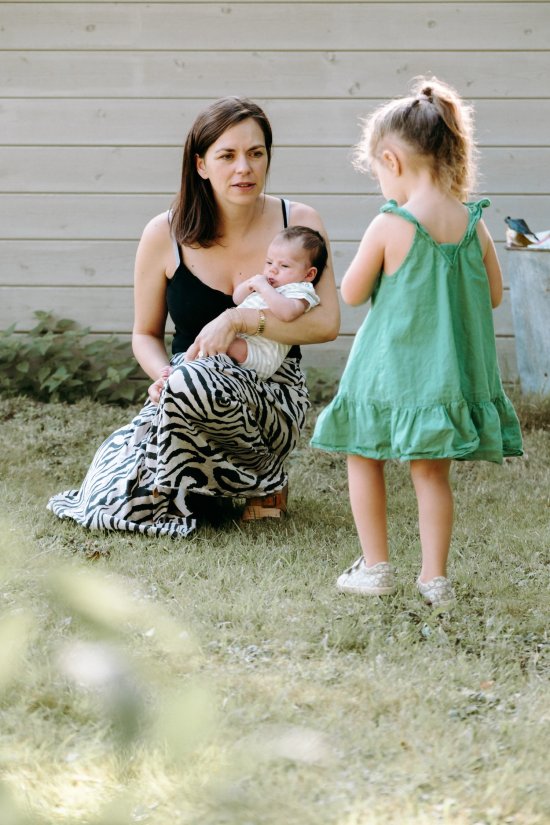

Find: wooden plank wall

[2,1,550,382]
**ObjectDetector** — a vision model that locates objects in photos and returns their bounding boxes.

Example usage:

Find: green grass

[0,393,548,825]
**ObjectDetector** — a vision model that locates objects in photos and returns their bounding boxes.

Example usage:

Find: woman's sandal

[241,484,288,521]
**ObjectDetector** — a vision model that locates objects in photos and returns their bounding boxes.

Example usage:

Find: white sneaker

[336,558,396,596]
[416,576,456,609]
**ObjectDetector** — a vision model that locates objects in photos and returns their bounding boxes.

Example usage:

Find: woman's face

[196,118,269,206]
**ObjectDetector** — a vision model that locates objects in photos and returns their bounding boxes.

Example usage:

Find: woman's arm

[261,202,340,344]
[132,212,173,381]
[185,203,340,361]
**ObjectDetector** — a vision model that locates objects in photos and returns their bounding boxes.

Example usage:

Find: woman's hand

[148,365,172,404]
[185,309,243,361]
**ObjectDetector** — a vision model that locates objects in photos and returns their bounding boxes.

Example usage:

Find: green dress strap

[379,200,440,248]
[463,198,491,243]
[379,198,491,257]
[380,200,421,225]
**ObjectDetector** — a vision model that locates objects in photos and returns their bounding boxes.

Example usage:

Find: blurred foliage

[0,520,331,825]
[0,312,145,405]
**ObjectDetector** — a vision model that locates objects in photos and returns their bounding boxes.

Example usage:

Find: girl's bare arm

[478,220,503,308]
[341,215,386,306]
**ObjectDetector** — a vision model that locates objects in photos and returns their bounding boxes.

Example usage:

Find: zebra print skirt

[47,354,309,537]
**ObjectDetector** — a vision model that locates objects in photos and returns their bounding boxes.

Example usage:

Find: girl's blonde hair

[354,76,477,200]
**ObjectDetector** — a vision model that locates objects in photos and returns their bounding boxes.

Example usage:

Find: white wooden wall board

[0,238,512,286]
[0,239,514,288]
[2,3,548,50]
[2,2,547,388]
[3,285,514,336]
[0,240,137,286]
[2,146,547,195]
[3,98,550,147]
[2,51,549,98]
[1,194,546,242]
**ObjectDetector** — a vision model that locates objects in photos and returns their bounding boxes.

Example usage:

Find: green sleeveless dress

[311,199,522,463]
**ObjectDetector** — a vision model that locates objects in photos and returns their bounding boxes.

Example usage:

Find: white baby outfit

[238,282,320,379]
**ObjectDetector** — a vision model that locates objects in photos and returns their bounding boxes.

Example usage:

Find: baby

[227,225,327,379]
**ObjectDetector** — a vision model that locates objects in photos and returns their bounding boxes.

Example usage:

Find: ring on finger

[198,349,205,357]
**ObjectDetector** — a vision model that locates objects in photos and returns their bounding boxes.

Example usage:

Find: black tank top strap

[167,209,183,266]
[281,198,290,228]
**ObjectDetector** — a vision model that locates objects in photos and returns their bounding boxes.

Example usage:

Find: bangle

[254,309,266,336]
[226,308,245,334]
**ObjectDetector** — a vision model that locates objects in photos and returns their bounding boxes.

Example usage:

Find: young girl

[311,76,523,608]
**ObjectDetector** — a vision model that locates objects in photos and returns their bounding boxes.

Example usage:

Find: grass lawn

[0,392,548,825]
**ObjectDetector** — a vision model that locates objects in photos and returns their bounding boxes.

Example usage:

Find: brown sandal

[241,484,288,521]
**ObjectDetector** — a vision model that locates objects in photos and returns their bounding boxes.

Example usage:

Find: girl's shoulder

[370,207,416,243]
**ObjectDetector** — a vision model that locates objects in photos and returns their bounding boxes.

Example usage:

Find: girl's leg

[347,455,388,566]
[409,459,453,581]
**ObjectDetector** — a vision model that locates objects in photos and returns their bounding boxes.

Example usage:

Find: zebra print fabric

[47,353,309,537]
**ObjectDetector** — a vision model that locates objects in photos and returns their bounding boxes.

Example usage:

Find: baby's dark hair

[277,225,328,285]
[354,76,477,200]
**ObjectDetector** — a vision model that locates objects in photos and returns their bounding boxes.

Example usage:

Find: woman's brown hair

[171,97,273,247]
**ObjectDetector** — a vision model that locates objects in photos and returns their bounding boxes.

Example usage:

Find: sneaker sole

[336,582,396,596]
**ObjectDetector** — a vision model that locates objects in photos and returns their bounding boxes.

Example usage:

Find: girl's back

[381,193,470,277]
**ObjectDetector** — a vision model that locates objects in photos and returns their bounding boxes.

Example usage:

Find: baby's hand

[148,365,172,405]
[249,274,270,292]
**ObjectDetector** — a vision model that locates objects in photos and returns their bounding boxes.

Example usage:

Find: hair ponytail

[354,76,477,200]
[412,77,477,198]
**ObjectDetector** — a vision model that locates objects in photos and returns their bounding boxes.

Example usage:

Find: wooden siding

[2,1,550,383]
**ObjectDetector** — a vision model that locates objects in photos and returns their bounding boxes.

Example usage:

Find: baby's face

[262,238,314,287]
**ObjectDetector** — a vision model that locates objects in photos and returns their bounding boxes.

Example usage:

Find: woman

[48,97,339,537]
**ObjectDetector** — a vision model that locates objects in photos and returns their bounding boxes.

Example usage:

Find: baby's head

[264,226,328,288]
[354,76,477,200]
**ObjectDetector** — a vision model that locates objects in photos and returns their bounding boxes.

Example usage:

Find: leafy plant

[0,311,146,404]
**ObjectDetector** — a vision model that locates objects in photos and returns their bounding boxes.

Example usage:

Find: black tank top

[166,199,300,358]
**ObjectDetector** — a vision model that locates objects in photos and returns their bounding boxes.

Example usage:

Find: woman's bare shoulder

[285,199,326,232]
[134,211,177,278]
[141,210,173,242]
